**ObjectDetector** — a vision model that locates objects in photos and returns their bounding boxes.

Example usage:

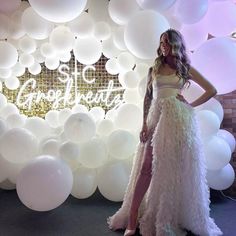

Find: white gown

[107,73,223,236]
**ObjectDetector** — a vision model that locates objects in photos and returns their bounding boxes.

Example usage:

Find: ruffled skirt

[107,96,223,236]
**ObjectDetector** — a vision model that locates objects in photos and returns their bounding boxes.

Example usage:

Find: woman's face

[160,33,171,57]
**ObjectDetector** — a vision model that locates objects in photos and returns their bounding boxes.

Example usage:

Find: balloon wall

[0,0,235,211]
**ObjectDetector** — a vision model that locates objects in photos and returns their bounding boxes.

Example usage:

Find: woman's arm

[188,66,217,107]
[142,68,153,126]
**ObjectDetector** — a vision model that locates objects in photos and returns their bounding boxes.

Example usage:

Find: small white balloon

[40,139,60,156]
[107,130,136,160]
[204,136,232,170]
[40,43,56,58]
[45,110,60,128]
[71,167,97,199]
[122,71,140,89]
[50,26,74,53]
[102,37,121,59]
[58,108,72,126]
[64,113,96,143]
[89,107,105,123]
[94,21,111,41]
[6,114,25,128]
[0,42,18,69]
[79,138,108,168]
[0,128,38,163]
[117,52,135,72]
[206,164,235,190]
[0,68,12,79]
[19,36,37,54]
[73,37,102,65]
[45,57,60,70]
[97,119,115,136]
[105,58,119,75]
[16,155,73,211]
[28,62,42,75]
[0,103,19,119]
[113,26,127,51]
[4,76,20,90]
[217,129,236,153]
[19,53,35,68]
[0,93,7,110]
[72,104,88,114]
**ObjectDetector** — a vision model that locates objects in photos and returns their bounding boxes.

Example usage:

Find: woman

[107,29,223,236]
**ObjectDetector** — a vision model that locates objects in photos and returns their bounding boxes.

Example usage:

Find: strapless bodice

[152,74,184,99]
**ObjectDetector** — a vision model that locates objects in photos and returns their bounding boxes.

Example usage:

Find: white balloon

[79,138,108,168]
[5,76,20,90]
[204,136,232,170]
[176,0,208,24]
[58,108,72,126]
[136,0,176,12]
[16,155,73,211]
[59,141,80,162]
[107,130,136,159]
[217,129,236,153]
[73,37,102,65]
[134,63,150,78]
[122,71,140,89]
[102,37,121,59]
[50,26,74,53]
[0,14,10,39]
[45,110,60,128]
[0,68,12,79]
[6,114,25,128]
[206,164,235,190]
[0,93,7,110]
[105,58,119,75]
[28,62,42,75]
[112,26,127,51]
[123,89,141,104]
[40,43,56,58]
[0,42,18,69]
[0,118,8,137]
[58,52,71,63]
[0,103,19,119]
[97,119,115,136]
[67,12,94,38]
[64,113,96,143]
[182,81,204,103]
[195,98,224,123]
[19,53,35,68]
[94,21,111,41]
[196,110,221,138]
[0,0,20,14]
[0,128,38,163]
[24,117,50,140]
[115,103,142,131]
[40,139,60,156]
[72,104,88,114]
[28,0,87,23]
[117,52,135,72]
[45,57,60,70]
[0,179,16,190]
[97,161,129,201]
[19,36,37,54]
[108,0,140,25]
[22,7,54,40]
[124,10,170,59]
[33,48,45,64]
[89,106,105,123]
[71,167,97,199]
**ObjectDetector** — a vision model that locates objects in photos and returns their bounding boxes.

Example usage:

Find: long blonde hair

[148,29,192,91]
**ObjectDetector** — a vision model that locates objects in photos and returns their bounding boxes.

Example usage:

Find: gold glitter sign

[2,55,124,118]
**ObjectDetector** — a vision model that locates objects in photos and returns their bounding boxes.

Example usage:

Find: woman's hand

[176,94,190,105]
[140,123,149,143]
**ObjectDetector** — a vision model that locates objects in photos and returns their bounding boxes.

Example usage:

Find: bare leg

[126,139,153,231]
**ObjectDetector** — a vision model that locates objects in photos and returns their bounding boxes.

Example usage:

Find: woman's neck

[163,55,176,70]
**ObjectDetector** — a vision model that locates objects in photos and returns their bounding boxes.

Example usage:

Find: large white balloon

[6,114,25,129]
[217,129,236,153]
[94,21,111,41]
[196,110,221,138]
[73,37,102,65]
[50,26,74,53]
[71,167,97,199]
[64,113,96,143]
[114,104,143,131]
[28,0,87,23]
[0,0,20,14]
[22,7,54,40]
[206,164,235,190]
[0,128,38,163]
[107,130,136,160]
[0,103,19,119]
[108,0,140,25]
[79,138,108,168]
[16,155,73,211]
[175,0,208,24]
[205,1,236,37]
[136,0,176,12]
[191,37,236,94]
[0,42,18,69]
[97,161,130,201]
[124,10,170,59]
[204,136,232,170]
[67,12,94,38]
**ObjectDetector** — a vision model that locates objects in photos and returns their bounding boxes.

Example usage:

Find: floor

[0,188,235,236]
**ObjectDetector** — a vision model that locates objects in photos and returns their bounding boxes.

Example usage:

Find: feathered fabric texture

[107,96,223,236]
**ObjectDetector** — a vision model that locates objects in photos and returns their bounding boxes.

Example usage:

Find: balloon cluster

[0,0,235,211]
